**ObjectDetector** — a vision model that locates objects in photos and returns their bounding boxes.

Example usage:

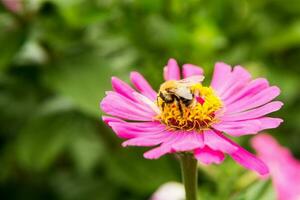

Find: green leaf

[262,21,300,52]
[104,147,179,195]
[43,51,130,117]
[50,171,118,200]
[69,129,104,174]
[0,14,26,71]
[16,111,102,171]
[233,180,276,200]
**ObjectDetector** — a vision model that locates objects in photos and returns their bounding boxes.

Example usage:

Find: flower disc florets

[156,81,223,131]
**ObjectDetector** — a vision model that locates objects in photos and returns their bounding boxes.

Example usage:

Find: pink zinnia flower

[1,0,22,13]
[252,134,300,200]
[100,59,283,175]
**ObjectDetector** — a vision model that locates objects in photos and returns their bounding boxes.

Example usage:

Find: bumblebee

[157,76,204,115]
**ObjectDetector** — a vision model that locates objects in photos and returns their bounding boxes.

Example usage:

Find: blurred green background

[0,0,299,199]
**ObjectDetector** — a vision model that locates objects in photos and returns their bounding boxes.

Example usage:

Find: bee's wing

[174,75,204,99]
[178,75,204,85]
[174,87,193,100]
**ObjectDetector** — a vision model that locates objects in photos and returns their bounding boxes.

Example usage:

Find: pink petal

[102,116,122,125]
[111,77,136,101]
[213,117,283,136]
[133,92,161,114]
[182,64,204,78]
[225,86,281,113]
[108,121,166,139]
[251,134,300,200]
[258,117,284,129]
[216,65,252,98]
[100,91,155,121]
[219,66,251,99]
[208,135,270,175]
[143,131,204,159]
[252,134,291,163]
[221,101,283,121]
[203,130,238,153]
[210,62,232,93]
[163,58,180,80]
[213,120,261,136]
[122,131,172,147]
[230,145,269,175]
[223,78,269,105]
[194,146,225,165]
[130,72,157,101]
[107,91,155,113]
[143,133,183,159]
[170,131,204,151]
[118,120,165,129]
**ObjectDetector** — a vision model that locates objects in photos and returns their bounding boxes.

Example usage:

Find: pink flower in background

[1,0,22,13]
[101,58,283,175]
[151,182,185,200]
[252,134,300,200]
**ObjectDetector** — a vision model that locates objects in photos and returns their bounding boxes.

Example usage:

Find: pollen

[156,83,223,131]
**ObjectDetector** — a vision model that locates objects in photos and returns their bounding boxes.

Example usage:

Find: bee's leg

[159,92,174,103]
[180,97,193,107]
[159,92,166,101]
[162,102,165,111]
[174,96,183,117]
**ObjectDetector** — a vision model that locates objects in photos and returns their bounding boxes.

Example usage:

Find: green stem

[179,153,198,200]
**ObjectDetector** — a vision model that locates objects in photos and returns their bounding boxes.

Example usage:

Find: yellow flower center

[156,82,223,131]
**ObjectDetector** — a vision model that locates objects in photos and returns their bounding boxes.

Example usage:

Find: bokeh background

[0,0,299,199]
